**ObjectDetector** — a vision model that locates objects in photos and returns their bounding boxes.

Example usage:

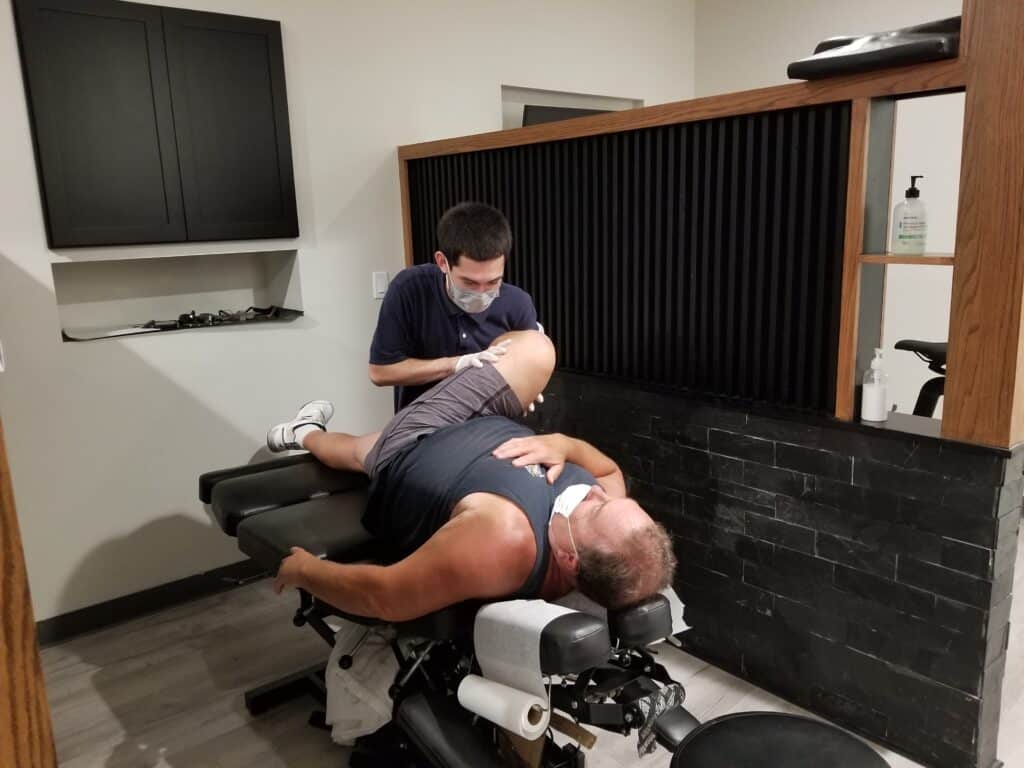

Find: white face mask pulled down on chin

[549,483,592,557]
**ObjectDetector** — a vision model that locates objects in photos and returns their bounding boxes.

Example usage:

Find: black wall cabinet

[13,0,299,247]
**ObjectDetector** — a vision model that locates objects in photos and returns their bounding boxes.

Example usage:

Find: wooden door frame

[1,415,57,768]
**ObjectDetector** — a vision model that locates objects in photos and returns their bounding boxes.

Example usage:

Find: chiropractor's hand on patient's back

[454,339,510,373]
[274,546,316,594]
[493,433,572,483]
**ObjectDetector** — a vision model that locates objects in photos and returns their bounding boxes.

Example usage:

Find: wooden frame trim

[942,0,1024,447]
[398,59,965,162]
[1,416,57,768]
[834,99,872,421]
[860,254,955,266]
[398,155,414,268]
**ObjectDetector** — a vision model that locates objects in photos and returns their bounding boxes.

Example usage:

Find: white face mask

[549,484,591,557]
[444,269,500,314]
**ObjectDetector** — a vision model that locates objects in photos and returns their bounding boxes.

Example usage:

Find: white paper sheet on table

[473,599,576,698]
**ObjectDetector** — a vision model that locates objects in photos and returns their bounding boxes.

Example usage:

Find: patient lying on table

[266,330,676,622]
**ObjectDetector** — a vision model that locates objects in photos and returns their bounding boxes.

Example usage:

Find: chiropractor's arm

[369,357,459,387]
[492,434,627,498]
[369,342,510,387]
[274,509,534,621]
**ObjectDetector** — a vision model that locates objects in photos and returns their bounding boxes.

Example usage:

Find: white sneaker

[266,400,335,452]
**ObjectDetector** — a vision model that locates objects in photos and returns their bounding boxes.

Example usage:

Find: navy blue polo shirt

[369,264,538,411]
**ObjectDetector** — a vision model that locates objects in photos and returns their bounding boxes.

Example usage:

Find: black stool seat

[671,713,889,768]
[894,339,947,367]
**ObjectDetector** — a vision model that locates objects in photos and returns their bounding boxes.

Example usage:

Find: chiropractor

[369,201,544,412]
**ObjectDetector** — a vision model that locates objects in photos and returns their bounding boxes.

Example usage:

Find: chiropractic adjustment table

[200,453,889,768]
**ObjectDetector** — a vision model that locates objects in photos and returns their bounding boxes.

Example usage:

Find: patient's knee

[500,330,555,376]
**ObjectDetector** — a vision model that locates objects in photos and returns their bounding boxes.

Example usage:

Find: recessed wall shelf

[52,250,303,342]
[859,253,955,265]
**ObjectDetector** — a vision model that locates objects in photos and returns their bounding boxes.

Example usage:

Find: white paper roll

[457,674,549,740]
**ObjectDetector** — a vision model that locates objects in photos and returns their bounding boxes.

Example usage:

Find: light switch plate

[372,271,389,299]
[0,339,6,372]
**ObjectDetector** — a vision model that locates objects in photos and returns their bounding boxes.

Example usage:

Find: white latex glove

[455,340,510,373]
[525,322,545,413]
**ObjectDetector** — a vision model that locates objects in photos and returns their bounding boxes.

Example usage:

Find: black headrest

[608,594,673,647]
[539,612,611,674]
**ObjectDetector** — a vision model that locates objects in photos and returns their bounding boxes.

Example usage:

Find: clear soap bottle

[891,175,927,254]
[862,348,889,422]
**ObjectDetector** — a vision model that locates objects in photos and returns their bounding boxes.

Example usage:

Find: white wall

[882,94,963,417]
[695,0,963,418]
[0,0,696,621]
[695,0,962,96]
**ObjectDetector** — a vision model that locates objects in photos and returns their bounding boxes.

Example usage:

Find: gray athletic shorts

[363,364,524,478]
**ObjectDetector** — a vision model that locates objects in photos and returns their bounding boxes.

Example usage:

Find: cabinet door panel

[13,0,186,246]
[163,9,299,241]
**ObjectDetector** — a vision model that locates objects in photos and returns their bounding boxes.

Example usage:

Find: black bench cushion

[208,459,368,536]
[539,612,611,674]
[199,454,315,503]
[609,594,673,647]
[237,490,379,570]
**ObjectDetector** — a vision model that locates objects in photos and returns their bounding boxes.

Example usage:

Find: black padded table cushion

[671,713,890,768]
[539,612,610,674]
[204,457,368,536]
[609,594,673,646]
[199,453,314,503]
[237,491,380,570]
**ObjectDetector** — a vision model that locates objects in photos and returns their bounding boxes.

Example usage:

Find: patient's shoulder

[452,493,535,550]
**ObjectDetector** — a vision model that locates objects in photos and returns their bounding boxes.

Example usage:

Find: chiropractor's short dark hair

[437,202,512,266]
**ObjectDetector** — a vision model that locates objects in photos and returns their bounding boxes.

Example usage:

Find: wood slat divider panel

[834,99,871,420]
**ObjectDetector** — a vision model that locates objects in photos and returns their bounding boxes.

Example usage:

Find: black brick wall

[535,371,1021,768]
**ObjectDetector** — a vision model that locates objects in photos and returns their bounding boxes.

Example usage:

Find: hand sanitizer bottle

[891,175,927,254]
[862,348,889,422]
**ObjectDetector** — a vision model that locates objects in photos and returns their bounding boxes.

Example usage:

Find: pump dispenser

[862,348,889,422]
[891,175,927,254]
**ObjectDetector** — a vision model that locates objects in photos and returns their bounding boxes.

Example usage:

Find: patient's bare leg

[274,331,552,472]
[488,330,556,412]
[302,430,380,473]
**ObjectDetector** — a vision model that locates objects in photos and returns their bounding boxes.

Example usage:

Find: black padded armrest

[608,595,673,647]
[540,612,611,674]
[199,454,316,503]
[210,461,368,536]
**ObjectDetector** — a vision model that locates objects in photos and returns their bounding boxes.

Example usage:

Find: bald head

[570,491,677,609]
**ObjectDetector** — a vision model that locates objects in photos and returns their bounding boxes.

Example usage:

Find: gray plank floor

[42,534,1022,768]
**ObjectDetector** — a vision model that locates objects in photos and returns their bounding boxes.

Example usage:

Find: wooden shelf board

[860,253,955,265]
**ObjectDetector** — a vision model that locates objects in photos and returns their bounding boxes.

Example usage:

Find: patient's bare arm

[491,434,626,497]
[274,500,536,621]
